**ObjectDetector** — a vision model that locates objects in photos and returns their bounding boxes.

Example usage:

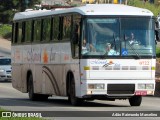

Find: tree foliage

[0,0,41,24]
[128,0,160,16]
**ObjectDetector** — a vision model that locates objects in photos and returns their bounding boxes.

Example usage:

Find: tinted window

[33,19,41,42]
[0,59,11,65]
[42,18,51,41]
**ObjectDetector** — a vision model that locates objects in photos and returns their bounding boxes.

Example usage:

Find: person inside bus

[105,43,119,55]
[82,39,88,54]
[128,32,139,45]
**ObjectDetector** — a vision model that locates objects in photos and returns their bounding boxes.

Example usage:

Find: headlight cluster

[0,69,5,72]
[138,84,154,90]
[88,84,105,90]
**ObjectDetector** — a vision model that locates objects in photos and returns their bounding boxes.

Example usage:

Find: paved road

[0,82,160,120]
[0,37,11,57]
[0,47,11,57]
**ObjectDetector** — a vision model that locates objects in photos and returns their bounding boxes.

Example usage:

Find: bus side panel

[12,42,81,97]
[12,64,22,91]
[30,44,42,94]
[38,43,67,96]
[33,64,43,94]
[21,45,32,93]
[21,64,30,93]
[12,46,23,92]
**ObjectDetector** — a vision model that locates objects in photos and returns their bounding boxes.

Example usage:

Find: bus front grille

[107,84,135,95]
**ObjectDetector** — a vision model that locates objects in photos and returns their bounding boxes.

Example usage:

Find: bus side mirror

[155,29,160,42]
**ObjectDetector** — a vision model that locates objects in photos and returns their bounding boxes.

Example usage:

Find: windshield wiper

[124,34,140,59]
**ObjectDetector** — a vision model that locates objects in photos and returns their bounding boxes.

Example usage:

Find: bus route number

[139,61,149,65]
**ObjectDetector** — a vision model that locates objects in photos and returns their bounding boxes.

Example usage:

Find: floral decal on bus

[43,48,48,63]
[103,60,114,68]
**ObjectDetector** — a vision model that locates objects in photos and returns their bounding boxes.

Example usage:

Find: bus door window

[72,23,79,58]
[71,14,81,58]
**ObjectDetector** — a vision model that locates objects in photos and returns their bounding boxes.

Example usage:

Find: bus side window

[12,23,17,44]
[42,17,51,41]
[33,19,41,42]
[17,22,22,43]
[21,22,25,43]
[52,16,59,41]
[58,16,63,40]
[25,21,32,43]
[63,15,71,40]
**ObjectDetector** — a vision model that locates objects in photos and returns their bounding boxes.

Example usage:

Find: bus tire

[129,96,142,106]
[39,95,49,101]
[69,77,83,106]
[28,74,39,101]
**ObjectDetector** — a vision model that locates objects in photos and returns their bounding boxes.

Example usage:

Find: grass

[0,24,12,39]
[0,107,44,120]
[156,47,160,58]
[0,117,44,120]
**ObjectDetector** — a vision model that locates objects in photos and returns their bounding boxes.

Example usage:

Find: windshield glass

[0,58,11,65]
[81,17,155,58]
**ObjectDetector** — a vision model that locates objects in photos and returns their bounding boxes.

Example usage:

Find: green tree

[128,0,160,16]
[20,0,41,12]
[154,0,160,6]
[0,0,41,24]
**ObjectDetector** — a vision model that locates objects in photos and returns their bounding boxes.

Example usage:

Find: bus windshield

[81,17,155,58]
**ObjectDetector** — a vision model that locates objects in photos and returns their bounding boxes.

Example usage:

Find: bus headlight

[138,84,145,89]
[138,84,154,89]
[88,84,105,90]
[0,69,5,72]
[146,84,154,89]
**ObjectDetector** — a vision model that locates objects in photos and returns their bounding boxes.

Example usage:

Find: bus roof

[13,4,153,21]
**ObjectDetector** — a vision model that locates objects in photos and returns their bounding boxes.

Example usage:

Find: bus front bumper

[78,80,155,99]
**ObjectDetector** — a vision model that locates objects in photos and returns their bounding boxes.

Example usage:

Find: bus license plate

[135,91,147,96]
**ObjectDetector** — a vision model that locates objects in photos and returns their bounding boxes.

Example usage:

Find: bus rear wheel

[129,96,142,106]
[69,78,83,106]
[28,74,49,101]
[28,74,39,101]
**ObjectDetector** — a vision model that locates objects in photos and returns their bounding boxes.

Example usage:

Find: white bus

[12,4,156,106]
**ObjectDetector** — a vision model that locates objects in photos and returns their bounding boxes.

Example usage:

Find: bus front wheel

[129,96,142,106]
[69,78,83,106]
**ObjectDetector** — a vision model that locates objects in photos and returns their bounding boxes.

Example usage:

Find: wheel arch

[26,70,32,92]
[66,70,74,96]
